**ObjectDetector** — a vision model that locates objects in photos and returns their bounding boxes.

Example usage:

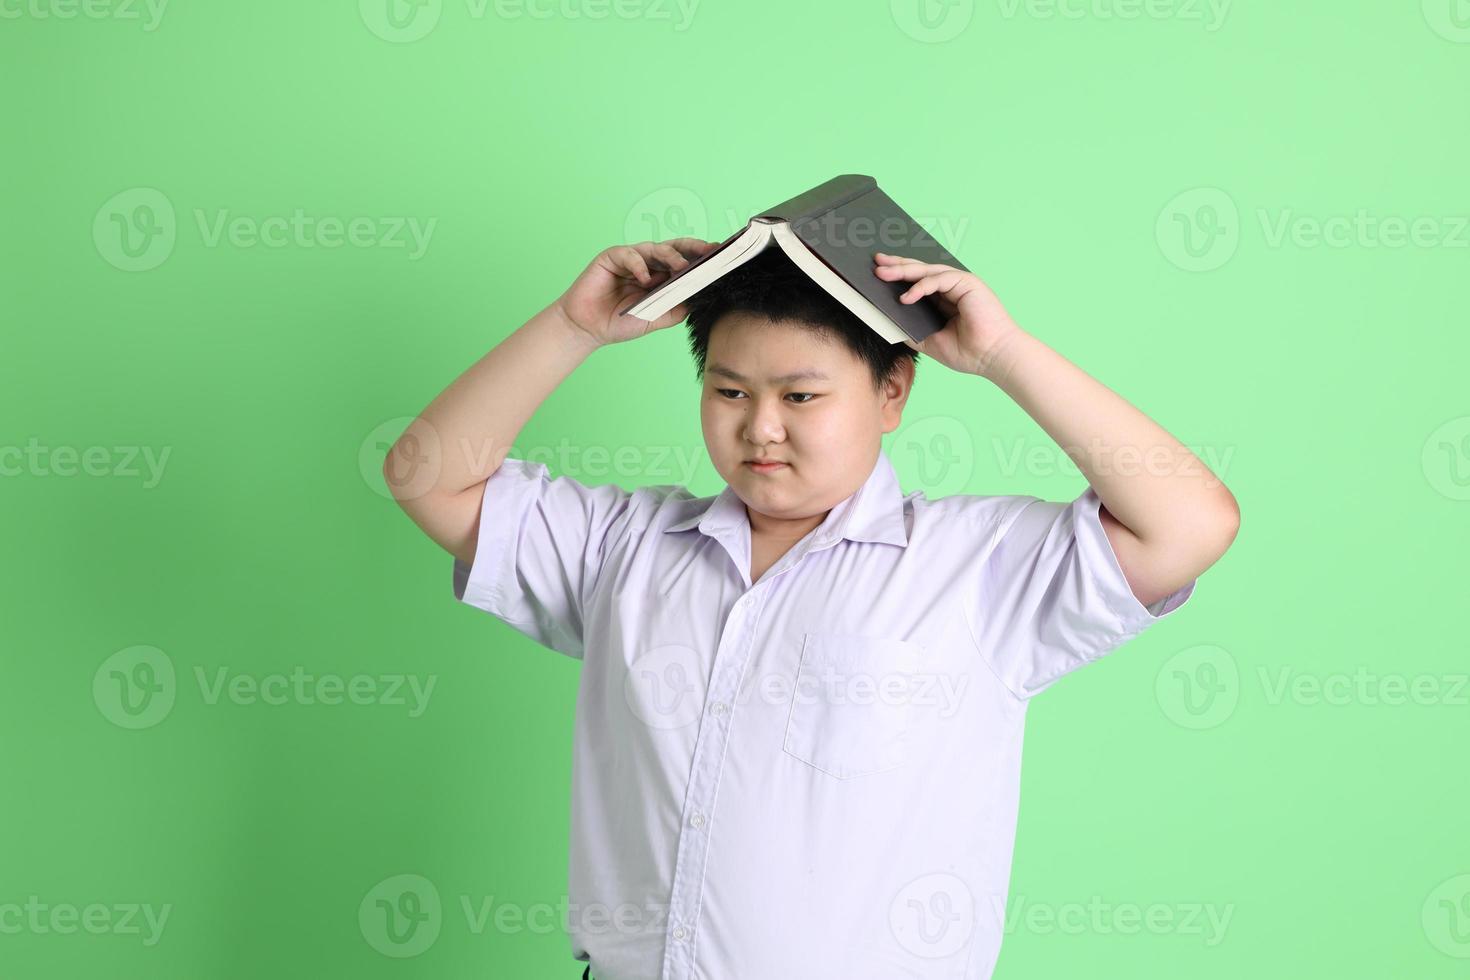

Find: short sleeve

[968,486,1196,699]
[451,457,637,660]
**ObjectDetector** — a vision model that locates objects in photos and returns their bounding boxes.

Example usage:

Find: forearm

[384,300,600,502]
[983,329,1238,547]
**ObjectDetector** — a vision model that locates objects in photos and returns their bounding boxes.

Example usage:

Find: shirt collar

[662,448,910,549]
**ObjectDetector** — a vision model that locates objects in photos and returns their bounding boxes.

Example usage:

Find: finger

[612,245,654,284]
[874,252,930,265]
[899,271,969,303]
[648,241,691,273]
[664,237,722,258]
[876,260,956,280]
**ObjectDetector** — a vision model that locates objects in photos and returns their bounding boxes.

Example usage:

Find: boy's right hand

[553,238,723,347]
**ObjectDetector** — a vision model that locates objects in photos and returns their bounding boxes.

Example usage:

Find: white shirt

[452,448,1194,980]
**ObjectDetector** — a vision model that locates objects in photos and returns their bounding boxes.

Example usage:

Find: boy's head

[683,247,918,536]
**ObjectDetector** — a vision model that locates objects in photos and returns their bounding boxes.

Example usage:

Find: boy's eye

[716,389,818,404]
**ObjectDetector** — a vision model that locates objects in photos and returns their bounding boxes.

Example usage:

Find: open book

[617,174,969,345]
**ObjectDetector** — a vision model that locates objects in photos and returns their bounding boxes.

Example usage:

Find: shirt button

[711,701,727,716]
[690,811,705,829]
[672,925,688,941]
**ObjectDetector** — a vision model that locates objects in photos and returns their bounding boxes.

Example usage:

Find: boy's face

[700,311,912,538]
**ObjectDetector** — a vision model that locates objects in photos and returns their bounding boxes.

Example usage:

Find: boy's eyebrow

[707,365,831,385]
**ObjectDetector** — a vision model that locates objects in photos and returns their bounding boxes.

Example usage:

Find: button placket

[659,590,762,980]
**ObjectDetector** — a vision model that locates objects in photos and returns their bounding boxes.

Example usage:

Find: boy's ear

[880,359,915,420]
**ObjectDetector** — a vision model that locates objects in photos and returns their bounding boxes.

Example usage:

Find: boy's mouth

[745,460,788,474]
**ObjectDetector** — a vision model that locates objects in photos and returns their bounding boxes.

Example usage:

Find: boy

[385,237,1240,980]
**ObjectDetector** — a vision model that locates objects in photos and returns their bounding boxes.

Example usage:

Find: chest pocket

[781,631,923,779]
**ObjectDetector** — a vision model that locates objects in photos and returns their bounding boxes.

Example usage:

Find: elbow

[381,440,425,508]
[1205,490,1241,558]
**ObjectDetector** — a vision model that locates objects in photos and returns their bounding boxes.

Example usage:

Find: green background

[4,0,1468,976]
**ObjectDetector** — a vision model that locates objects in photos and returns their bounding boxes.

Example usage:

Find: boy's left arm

[874,252,1240,608]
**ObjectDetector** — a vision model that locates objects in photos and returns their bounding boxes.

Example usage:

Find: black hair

[683,247,919,393]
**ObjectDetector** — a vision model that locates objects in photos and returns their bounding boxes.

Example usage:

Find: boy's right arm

[382,238,720,567]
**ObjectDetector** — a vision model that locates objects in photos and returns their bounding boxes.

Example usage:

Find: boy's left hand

[873,252,1025,379]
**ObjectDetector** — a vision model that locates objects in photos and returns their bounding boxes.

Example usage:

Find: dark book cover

[618,174,967,344]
